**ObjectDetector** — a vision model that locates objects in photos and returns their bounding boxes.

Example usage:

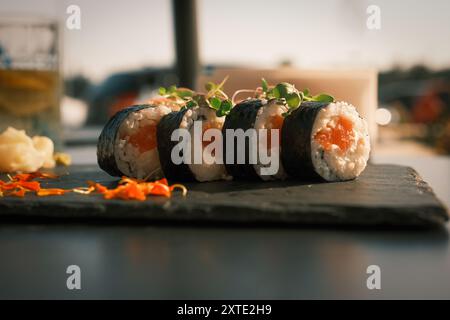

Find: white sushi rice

[114,105,172,180]
[253,100,288,180]
[311,101,370,181]
[180,106,229,182]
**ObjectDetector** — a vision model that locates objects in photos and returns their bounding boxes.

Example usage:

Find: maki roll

[157,105,228,182]
[281,101,370,181]
[97,104,173,180]
[222,98,288,180]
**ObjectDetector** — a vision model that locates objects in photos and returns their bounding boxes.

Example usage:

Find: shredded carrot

[157,178,169,185]
[0,177,41,194]
[37,188,67,196]
[87,181,108,194]
[13,172,58,182]
[95,176,184,201]
[12,173,35,182]
[0,182,21,190]
[18,181,41,191]
[0,171,187,201]
[9,187,26,197]
[144,183,171,198]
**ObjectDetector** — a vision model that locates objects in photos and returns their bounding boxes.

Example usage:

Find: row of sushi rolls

[98,78,371,183]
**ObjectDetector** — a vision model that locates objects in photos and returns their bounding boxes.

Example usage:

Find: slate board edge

[0,164,447,228]
[0,194,447,228]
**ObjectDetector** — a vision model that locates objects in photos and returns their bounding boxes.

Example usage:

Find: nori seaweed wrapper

[156,108,196,182]
[222,98,264,180]
[97,104,151,177]
[281,101,330,181]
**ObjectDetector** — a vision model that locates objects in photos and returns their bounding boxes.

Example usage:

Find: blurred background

[0,0,449,204]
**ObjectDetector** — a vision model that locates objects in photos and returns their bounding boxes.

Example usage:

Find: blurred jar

[0,16,62,149]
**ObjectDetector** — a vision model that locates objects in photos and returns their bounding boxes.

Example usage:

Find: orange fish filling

[266,114,284,149]
[314,115,355,153]
[125,124,158,153]
[201,122,222,155]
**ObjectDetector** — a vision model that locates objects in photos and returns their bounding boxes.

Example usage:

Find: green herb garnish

[261,80,303,109]
[261,78,269,93]
[185,100,198,109]
[203,77,233,116]
[159,77,233,117]
[259,79,335,113]
[302,89,335,103]
[215,100,233,117]
[158,85,194,102]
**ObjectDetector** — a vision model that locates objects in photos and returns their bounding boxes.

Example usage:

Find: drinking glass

[0,16,62,148]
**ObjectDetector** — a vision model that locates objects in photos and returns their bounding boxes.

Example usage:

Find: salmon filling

[266,114,284,149]
[201,121,223,157]
[125,124,157,153]
[314,115,355,153]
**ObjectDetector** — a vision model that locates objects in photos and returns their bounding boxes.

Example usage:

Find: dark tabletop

[0,221,449,299]
[0,154,449,299]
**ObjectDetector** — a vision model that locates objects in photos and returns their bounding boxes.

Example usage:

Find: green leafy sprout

[158,76,233,117]
[158,77,335,118]
[260,78,335,114]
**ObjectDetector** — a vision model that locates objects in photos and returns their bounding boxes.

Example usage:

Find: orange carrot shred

[13,172,58,182]
[37,188,67,196]
[0,182,20,191]
[1,171,187,201]
[19,181,41,191]
[9,188,26,197]
[156,178,169,186]
[147,183,171,197]
[87,181,108,194]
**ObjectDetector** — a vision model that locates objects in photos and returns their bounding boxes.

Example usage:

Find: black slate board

[0,164,447,227]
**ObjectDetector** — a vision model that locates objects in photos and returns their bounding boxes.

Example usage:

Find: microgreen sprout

[258,79,335,116]
[160,76,233,117]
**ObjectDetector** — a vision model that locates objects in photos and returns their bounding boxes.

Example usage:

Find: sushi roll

[222,98,288,180]
[281,101,370,181]
[157,105,228,182]
[97,104,173,180]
